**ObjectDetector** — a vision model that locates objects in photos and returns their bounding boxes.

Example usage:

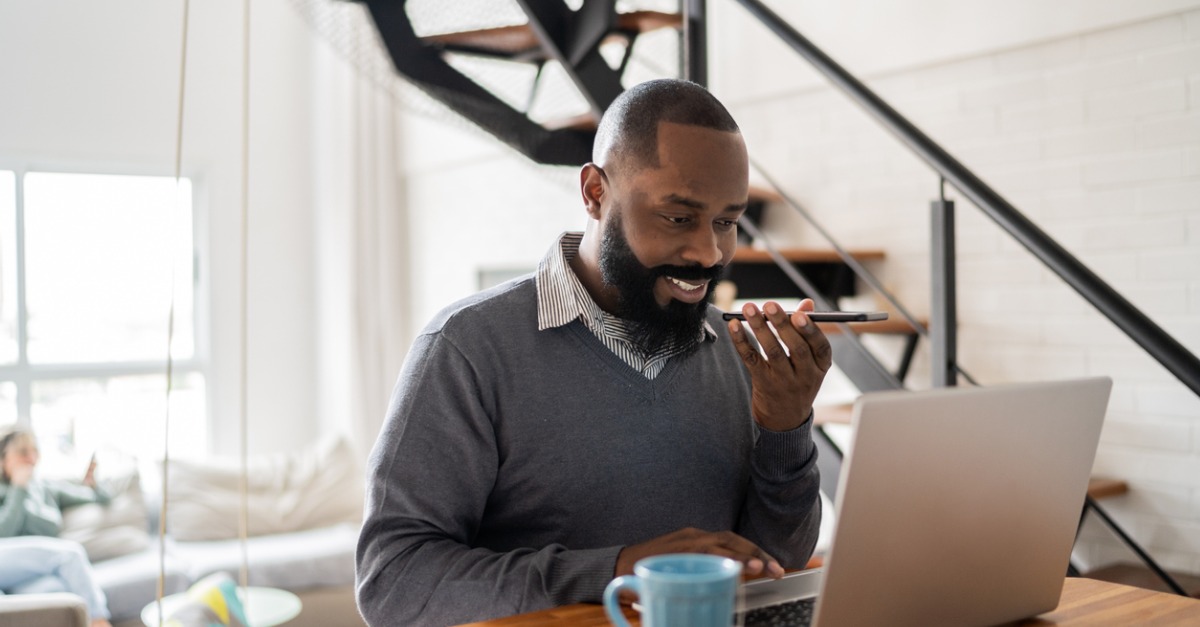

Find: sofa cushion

[59,471,152,562]
[164,436,362,541]
[0,592,88,627]
[170,523,359,591]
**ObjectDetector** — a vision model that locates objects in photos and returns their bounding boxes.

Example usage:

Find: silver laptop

[740,377,1112,627]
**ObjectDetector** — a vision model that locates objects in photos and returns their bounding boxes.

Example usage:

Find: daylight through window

[0,170,206,472]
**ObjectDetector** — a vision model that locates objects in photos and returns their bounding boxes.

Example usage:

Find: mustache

[648,264,725,282]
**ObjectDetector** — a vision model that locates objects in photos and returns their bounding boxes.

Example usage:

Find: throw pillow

[59,470,152,562]
[164,435,363,541]
[164,572,248,627]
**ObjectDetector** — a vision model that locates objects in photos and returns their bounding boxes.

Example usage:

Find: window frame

[0,161,210,445]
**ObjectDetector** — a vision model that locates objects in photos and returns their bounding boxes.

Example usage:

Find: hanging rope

[238,0,254,609]
[157,1,191,625]
[158,3,255,624]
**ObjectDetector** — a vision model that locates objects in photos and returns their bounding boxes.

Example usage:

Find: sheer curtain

[312,37,410,460]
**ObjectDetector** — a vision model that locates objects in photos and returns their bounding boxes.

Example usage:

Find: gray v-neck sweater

[356,276,821,626]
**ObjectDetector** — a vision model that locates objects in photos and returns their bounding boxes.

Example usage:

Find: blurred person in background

[0,428,113,627]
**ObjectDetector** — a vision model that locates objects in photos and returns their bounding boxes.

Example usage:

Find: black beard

[598,213,723,358]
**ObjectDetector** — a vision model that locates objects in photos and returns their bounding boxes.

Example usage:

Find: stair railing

[745,159,983,388]
[725,0,1200,399]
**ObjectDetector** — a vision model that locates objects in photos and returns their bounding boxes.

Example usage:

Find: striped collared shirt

[535,232,716,380]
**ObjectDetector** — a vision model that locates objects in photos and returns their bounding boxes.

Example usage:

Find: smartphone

[721,311,890,322]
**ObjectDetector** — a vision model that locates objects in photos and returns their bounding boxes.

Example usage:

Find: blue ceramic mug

[603,553,742,627]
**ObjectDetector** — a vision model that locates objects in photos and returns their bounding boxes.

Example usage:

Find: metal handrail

[732,0,1200,398]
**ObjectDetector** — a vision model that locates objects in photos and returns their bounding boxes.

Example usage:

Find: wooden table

[457,578,1200,626]
[1013,578,1200,625]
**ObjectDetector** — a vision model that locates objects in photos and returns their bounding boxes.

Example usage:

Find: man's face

[598,210,721,355]
[595,122,749,354]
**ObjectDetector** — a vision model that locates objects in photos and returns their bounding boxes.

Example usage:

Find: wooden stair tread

[422,23,540,55]
[420,11,680,57]
[733,247,886,264]
[1087,477,1129,500]
[813,403,854,425]
[541,112,597,131]
[615,10,683,33]
[748,185,783,204]
[817,317,923,335]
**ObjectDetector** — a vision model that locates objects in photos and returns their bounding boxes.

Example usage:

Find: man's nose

[679,227,724,268]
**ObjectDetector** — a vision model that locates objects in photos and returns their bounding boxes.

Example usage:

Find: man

[357,79,827,626]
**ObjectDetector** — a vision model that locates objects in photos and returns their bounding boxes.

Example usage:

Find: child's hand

[83,455,98,488]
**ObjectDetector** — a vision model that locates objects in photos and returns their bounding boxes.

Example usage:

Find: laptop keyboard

[739,597,816,627]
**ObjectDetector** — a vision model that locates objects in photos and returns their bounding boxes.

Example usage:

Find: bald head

[593,79,740,175]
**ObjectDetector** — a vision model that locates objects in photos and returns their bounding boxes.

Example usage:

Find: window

[0,170,206,470]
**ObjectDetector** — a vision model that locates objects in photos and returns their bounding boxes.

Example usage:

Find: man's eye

[715,220,737,230]
[665,216,690,225]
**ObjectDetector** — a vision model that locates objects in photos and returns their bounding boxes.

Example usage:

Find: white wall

[707,1,1200,575]
[398,114,583,331]
[0,0,321,456]
[712,0,1200,101]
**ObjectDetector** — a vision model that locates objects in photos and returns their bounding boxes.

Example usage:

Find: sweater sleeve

[0,481,64,537]
[356,331,621,627]
[0,484,30,537]
[736,414,823,570]
[48,479,111,509]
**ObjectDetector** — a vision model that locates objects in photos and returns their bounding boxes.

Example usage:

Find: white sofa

[49,437,365,627]
[0,593,88,627]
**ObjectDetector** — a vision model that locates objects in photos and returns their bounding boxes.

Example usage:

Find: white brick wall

[727,9,1200,576]
[1140,180,1200,212]
[1088,81,1188,122]
[1082,15,1186,58]
[1046,57,1139,99]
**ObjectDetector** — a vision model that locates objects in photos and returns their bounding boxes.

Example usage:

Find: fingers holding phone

[727,299,832,431]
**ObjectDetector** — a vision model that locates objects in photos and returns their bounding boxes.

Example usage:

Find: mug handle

[603,575,640,627]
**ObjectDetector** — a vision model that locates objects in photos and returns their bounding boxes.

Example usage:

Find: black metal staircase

[355,0,681,166]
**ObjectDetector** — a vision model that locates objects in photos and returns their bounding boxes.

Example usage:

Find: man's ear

[580,163,605,220]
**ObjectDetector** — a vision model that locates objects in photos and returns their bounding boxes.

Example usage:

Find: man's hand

[7,462,34,487]
[615,528,786,579]
[728,298,832,432]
